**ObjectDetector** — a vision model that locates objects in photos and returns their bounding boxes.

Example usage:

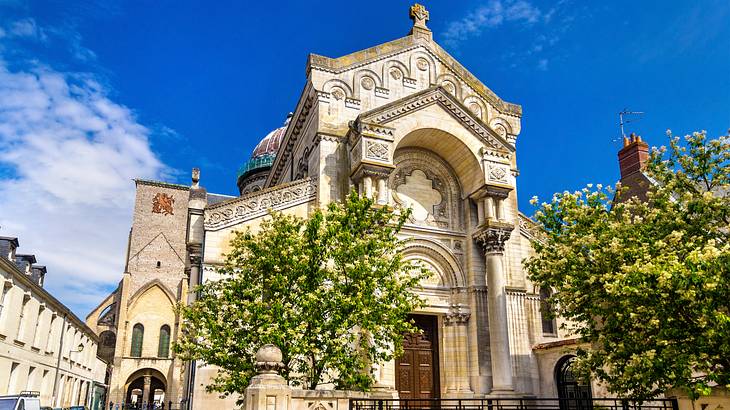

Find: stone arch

[390,147,464,231]
[463,95,488,122]
[127,280,177,308]
[394,127,484,196]
[402,238,465,288]
[554,355,592,401]
[489,117,513,139]
[382,59,411,88]
[124,368,168,407]
[353,68,383,99]
[409,51,437,86]
[436,73,462,100]
[323,79,354,100]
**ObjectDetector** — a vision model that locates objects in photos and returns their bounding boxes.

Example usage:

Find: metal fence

[106,401,188,410]
[350,398,680,410]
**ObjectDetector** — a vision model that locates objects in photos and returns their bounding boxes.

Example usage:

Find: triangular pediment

[356,86,515,153]
[308,34,521,117]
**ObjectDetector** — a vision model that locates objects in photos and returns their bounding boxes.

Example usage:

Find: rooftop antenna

[618,109,644,140]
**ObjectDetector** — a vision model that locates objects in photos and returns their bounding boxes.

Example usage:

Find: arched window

[540,287,556,335]
[555,355,592,407]
[158,325,170,358]
[130,324,144,357]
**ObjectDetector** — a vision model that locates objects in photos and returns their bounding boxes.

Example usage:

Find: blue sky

[0,0,728,317]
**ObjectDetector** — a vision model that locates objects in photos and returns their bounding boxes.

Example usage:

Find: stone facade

[90,4,597,409]
[0,238,107,408]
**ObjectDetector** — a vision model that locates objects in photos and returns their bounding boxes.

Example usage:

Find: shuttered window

[131,324,144,357]
[158,325,170,358]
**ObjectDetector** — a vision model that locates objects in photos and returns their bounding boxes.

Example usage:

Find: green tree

[174,191,425,398]
[526,131,729,400]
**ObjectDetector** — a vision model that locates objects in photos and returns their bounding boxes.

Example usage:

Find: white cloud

[537,58,549,71]
[444,0,542,45]
[7,18,47,41]
[0,55,169,316]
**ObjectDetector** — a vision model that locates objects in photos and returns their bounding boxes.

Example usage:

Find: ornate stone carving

[204,178,317,230]
[255,344,284,374]
[445,304,470,326]
[390,68,403,80]
[473,225,513,254]
[494,124,508,138]
[360,87,513,153]
[409,3,430,29]
[331,88,345,100]
[488,164,508,183]
[519,213,543,242]
[365,141,389,161]
[391,148,464,231]
[361,77,375,90]
[152,193,174,215]
[416,58,429,71]
[442,81,456,95]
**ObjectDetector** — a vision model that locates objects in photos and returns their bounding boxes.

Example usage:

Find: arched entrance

[555,356,591,408]
[125,369,167,409]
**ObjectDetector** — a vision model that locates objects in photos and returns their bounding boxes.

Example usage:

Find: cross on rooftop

[410,3,429,29]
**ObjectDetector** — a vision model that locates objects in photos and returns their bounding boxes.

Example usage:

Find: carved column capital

[445,304,470,326]
[473,221,514,254]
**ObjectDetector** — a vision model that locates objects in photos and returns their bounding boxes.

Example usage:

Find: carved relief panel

[390,148,464,231]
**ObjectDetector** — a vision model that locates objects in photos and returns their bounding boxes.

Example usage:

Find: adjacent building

[0,237,108,408]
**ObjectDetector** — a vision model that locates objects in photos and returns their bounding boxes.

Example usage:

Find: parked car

[0,391,42,410]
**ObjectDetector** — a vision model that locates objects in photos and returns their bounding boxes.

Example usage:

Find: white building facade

[0,237,107,408]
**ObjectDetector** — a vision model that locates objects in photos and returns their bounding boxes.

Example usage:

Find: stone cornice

[134,179,190,191]
[307,36,521,117]
[359,86,514,154]
[204,178,317,231]
[518,212,544,243]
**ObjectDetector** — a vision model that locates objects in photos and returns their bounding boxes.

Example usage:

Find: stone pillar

[363,176,373,198]
[484,197,495,220]
[474,223,515,396]
[376,177,388,205]
[444,305,472,397]
[142,376,152,406]
[244,345,292,410]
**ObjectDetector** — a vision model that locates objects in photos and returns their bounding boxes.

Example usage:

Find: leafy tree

[174,191,425,398]
[526,131,729,400]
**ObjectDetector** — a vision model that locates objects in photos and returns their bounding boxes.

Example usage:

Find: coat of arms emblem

[152,193,175,215]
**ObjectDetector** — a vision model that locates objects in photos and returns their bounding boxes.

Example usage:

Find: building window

[16,295,29,340]
[540,287,556,335]
[158,325,170,358]
[0,282,11,320]
[131,324,144,357]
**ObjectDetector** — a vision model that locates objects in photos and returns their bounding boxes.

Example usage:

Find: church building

[85,5,595,408]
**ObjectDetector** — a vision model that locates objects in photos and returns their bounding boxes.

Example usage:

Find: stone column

[142,376,152,406]
[376,178,388,205]
[444,305,472,396]
[474,223,515,395]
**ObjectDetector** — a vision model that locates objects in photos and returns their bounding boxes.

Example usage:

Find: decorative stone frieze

[359,86,513,154]
[204,178,317,231]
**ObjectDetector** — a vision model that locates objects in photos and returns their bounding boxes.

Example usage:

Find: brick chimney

[618,133,649,180]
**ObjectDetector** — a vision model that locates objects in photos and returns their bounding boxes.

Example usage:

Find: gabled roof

[356,85,515,153]
[307,34,522,117]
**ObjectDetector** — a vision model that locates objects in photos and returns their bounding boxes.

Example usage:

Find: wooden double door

[396,315,440,400]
